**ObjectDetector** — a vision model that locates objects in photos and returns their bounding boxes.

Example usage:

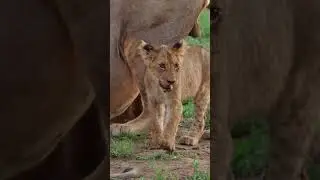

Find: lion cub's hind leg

[180,83,210,146]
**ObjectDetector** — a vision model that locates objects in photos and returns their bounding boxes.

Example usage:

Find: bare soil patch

[110,124,210,179]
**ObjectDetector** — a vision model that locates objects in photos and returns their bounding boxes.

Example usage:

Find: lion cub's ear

[143,44,154,53]
[138,40,155,65]
[138,40,155,54]
[171,40,186,57]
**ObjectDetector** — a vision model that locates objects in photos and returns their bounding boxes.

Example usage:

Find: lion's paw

[160,138,176,152]
[146,132,163,149]
[179,135,199,146]
[147,139,161,150]
[110,123,132,136]
[202,130,210,140]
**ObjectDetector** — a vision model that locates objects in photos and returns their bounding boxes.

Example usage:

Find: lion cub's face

[138,40,186,92]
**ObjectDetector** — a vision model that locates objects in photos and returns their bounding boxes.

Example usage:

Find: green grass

[231,118,320,179]
[231,119,269,177]
[186,9,210,48]
[110,138,133,158]
[110,132,146,158]
[139,160,210,180]
[182,98,210,130]
[153,168,180,180]
[136,151,182,161]
[309,164,320,180]
[185,160,210,180]
[110,135,134,158]
[182,98,196,118]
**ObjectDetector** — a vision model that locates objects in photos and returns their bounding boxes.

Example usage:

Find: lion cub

[124,39,210,151]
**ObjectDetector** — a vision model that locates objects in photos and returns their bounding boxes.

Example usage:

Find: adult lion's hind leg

[110,90,154,136]
[180,83,210,146]
[110,111,152,136]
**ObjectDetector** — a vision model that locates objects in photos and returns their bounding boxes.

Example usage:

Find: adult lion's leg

[211,62,234,180]
[265,65,320,180]
[180,83,210,146]
[110,108,152,136]
[211,117,234,180]
[110,88,153,136]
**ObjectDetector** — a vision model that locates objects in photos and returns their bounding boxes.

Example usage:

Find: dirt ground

[110,125,210,179]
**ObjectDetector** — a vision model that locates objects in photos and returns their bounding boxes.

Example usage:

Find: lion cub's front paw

[147,139,161,150]
[147,134,162,149]
[179,135,199,146]
[160,138,176,152]
[110,123,131,136]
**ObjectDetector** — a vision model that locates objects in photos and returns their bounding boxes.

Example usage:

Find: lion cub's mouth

[159,82,173,92]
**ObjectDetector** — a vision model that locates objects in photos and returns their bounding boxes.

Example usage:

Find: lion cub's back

[181,45,210,100]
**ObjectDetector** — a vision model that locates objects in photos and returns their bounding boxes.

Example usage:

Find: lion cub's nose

[167,80,175,85]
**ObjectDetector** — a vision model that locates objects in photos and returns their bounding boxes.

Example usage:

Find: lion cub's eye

[159,63,166,70]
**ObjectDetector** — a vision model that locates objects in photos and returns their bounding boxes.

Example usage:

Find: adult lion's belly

[110,57,140,119]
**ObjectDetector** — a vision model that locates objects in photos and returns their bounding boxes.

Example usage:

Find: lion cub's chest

[147,84,176,105]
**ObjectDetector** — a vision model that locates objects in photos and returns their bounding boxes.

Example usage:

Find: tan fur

[178,45,210,146]
[113,38,210,151]
[110,94,143,124]
[139,40,186,151]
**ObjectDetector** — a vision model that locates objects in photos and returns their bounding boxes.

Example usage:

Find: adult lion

[110,0,210,136]
[213,0,320,180]
[0,0,207,179]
